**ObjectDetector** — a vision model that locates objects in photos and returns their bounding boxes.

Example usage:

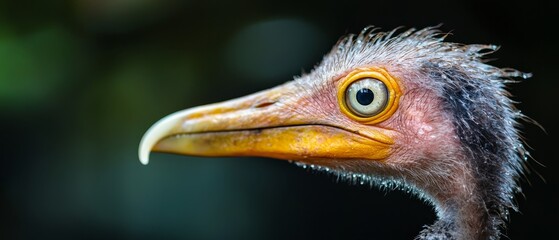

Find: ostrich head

[139,27,530,239]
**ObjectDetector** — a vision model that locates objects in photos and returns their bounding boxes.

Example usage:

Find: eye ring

[337,67,401,124]
[345,78,388,117]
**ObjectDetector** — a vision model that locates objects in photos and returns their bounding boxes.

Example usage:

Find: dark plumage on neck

[420,63,528,239]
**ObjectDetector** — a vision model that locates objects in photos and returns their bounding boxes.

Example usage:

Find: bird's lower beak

[139,82,392,165]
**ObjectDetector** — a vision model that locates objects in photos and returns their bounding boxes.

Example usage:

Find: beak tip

[139,147,150,165]
[139,110,191,165]
[139,157,150,165]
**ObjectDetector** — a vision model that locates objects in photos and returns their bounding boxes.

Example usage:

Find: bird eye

[337,68,401,124]
[345,78,388,117]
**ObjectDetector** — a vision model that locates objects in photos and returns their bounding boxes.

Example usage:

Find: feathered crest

[316,26,530,82]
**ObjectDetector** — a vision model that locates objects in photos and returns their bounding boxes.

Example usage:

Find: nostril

[252,101,275,109]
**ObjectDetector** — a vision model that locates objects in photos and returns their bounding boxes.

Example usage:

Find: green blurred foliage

[0,26,86,109]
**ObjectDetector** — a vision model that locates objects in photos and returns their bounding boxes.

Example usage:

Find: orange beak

[139,81,393,165]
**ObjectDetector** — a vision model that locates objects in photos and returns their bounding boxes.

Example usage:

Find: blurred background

[1,0,556,239]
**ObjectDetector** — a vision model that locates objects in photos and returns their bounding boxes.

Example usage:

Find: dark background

[1,0,556,239]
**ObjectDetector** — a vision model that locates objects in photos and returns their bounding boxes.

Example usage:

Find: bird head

[139,27,529,239]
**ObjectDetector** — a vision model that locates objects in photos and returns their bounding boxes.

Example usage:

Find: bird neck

[430,189,496,240]
[414,167,500,240]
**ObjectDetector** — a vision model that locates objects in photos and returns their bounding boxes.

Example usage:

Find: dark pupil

[356,88,374,105]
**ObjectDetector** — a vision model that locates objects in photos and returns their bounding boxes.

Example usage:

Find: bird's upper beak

[139,81,393,165]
